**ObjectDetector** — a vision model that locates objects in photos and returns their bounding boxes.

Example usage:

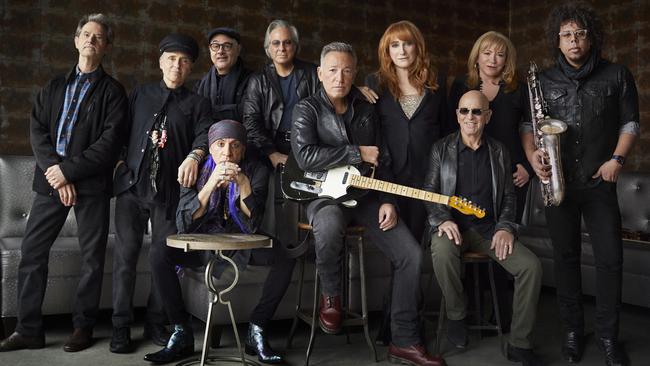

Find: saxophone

[527,62,567,206]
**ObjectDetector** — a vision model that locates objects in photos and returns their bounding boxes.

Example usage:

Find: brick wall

[0,0,646,170]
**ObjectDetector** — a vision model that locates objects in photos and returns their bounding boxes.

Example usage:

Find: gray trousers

[431,229,542,349]
[307,197,422,348]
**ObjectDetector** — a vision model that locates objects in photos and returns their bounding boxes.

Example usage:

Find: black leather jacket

[423,131,518,236]
[243,59,319,156]
[291,87,396,205]
[530,60,639,187]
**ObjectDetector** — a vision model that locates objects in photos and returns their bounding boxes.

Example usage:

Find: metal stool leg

[435,296,446,355]
[287,257,306,349]
[472,262,482,340]
[357,234,377,361]
[305,268,320,366]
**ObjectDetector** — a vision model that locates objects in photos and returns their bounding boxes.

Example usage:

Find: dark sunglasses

[457,107,489,116]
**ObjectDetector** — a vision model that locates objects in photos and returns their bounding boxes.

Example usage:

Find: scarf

[195,156,249,234]
[195,58,243,108]
[557,49,601,81]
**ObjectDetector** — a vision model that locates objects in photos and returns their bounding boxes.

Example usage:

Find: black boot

[244,323,283,364]
[144,324,194,364]
[597,337,628,366]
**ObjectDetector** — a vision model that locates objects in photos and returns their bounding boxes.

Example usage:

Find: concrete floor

[1,288,648,366]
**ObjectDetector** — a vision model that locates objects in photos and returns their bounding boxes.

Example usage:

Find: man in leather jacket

[242,19,319,252]
[292,42,444,366]
[522,4,639,366]
[425,91,542,366]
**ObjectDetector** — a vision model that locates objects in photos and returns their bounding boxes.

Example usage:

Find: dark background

[1,0,647,170]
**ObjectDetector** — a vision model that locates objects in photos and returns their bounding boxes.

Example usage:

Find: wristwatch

[611,154,625,166]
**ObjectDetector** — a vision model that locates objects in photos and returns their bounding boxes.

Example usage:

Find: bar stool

[434,251,504,355]
[286,222,377,366]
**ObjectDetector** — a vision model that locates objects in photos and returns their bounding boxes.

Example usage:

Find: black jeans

[545,181,622,339]
[16,193,110,336]
[152,237,295,327]
[307,197,423,348]
[112,190,168,328]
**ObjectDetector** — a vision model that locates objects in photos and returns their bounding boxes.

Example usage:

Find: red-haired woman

[364,20,446,243]
[446,31,532,222]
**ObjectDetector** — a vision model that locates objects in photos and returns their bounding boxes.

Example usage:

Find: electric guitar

[280,155,485,218]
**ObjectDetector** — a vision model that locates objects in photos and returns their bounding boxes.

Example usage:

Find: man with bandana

[144,120,294,364]
[111,33,211,354]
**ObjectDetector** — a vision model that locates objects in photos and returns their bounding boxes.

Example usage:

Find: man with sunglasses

[522,4,639,366]
[242,19,319,254]
[425,90,543,366]
[195,27,252,123]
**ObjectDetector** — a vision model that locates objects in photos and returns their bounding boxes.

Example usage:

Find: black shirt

[453,139,495,238]
[278,72,298,132]
[447,75,531,176]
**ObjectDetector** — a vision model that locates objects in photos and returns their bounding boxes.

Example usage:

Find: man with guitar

[291,42,444,366]
[424,90,542,366]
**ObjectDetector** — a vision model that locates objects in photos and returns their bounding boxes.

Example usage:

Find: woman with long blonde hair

[447,30,531,222]
[365,20,446,243]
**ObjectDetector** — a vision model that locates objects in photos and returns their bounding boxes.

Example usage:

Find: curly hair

[545,1,603,57]
[375,20,437,100]
[466,31,518,93]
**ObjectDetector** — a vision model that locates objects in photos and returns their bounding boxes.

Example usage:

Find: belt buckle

[283,131,291,142]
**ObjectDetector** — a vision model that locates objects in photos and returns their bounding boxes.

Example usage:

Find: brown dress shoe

[63,327,93,352]
[388,343,446,366]
[0,332,45,351]
[318,295,342,334]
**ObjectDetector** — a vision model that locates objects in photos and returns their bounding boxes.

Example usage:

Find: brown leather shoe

[318,295,342,334]
[0,332,45,352]
[63,327,93,352]
[388,343,446,366]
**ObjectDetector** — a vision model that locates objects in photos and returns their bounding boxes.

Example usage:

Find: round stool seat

[297,222,365,235]
[462,251,492,262]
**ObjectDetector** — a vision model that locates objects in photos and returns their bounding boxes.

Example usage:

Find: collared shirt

[55,67,100,156]
[452,139,496,238]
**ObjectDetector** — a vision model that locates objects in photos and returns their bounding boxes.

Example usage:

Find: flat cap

[159,33,199,62]
[207,27,241,43]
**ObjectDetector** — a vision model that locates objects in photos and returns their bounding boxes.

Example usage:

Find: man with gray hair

[291,42,444,366]
[243,19,318,258]
[0,13,127,352]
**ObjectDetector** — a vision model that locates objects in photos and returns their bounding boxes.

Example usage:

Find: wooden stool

[434,251,504,355]
[286,222,377,365]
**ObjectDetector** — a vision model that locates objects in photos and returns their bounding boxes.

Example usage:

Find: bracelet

[611,154,625,166]
[187,151,202,163]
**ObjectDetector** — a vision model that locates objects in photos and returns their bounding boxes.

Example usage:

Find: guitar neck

[348,174,450,205]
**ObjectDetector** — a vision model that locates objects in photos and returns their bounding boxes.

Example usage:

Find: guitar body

[280,154,367,207]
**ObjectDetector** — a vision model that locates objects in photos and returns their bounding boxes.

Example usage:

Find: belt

[276,130,291,142]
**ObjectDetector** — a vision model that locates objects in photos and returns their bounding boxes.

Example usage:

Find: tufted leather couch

[0,155,153,337]
[520,174,650,307]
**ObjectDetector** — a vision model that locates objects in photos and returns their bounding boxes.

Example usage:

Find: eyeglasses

[270,39,293,48]
[457,108,489,116]
[558,29,588,41]
[209,42,234,52]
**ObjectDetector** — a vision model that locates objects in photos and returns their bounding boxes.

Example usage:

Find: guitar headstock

[448,196,486,218]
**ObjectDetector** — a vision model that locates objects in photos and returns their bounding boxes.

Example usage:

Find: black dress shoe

[244,323,283,364]
[507,343,543,366]
[63,327,93,352]
[561,330,584,363]
[597,337,628,366]
[0,332,45,352]
[144,324,194,364]
[143,323,171,347]
[446,318,467,349]
[110,327,134,354]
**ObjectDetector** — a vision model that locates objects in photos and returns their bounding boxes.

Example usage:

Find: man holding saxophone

[522,3,639,366]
